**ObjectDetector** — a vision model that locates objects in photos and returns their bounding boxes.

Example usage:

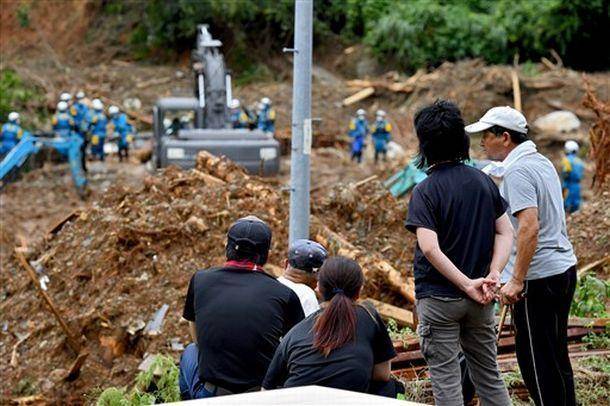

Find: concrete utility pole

[288,0,313,246]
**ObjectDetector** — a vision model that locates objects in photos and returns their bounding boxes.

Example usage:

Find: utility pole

[288,0,313,245]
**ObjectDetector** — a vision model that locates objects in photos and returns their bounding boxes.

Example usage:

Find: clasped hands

[462,271,524,305]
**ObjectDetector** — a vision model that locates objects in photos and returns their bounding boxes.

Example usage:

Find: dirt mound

[567,190,610,270]
[0,152,414,402]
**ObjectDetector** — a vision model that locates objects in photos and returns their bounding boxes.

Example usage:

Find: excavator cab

[152,25,280,176]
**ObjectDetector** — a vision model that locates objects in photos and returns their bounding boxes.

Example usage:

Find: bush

[570,274,610,318]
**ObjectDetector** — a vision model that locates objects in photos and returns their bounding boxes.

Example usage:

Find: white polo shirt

[277,276,320,317]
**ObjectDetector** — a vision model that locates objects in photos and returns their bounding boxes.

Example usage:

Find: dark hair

[488,125,529,145]
[413,100,470,169]
[226,243,268,265]
[313,256,364,357]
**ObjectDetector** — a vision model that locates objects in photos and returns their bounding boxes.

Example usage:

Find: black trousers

[513,266,576,406]
[351,150,362,163]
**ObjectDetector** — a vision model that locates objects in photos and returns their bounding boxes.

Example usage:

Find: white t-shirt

[277,276,320,317]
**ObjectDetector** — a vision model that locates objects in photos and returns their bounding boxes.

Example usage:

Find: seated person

[179,216,305,399]
[262,256,396,393]
[278,239,328,316]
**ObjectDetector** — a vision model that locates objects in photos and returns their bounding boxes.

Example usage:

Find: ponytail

[312,257,364,357]
[313,291,357,356]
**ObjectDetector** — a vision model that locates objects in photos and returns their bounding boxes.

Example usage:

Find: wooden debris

[135,76,172,89]
[353,175,378,188]
[511,69,522,112]
[9,395,46,405]
[363,298,415,328]
[577,255,610,277]
[10,333,31,367]
[582,76,610,192]
[313,220,416,303]
[540,57,557,71]
[46,209,81,237]
[14,249,81,353]
[342,87,374,106]
[64,352,89,381]
[497,305,509,341]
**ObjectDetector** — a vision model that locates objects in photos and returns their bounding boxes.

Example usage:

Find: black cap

[288,239,328,273]
[227,216,272,265]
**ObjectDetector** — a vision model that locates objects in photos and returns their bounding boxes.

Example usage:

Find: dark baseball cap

[227,216,272,264]
[288,239,328,273]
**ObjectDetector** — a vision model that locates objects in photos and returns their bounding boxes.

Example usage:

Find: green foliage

[386,318,415,343]
[503,368,524,388]
[579,355,610,374]
[583,329,610,350]
[16,3,30,28]
[0,69,39,124]
[96,355,180,405]
[570,275,610,318]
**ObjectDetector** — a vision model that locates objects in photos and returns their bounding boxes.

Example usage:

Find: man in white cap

[466,106,577,406]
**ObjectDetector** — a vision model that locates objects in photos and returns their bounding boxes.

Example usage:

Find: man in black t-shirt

[405,101,513,405]
[179,216,305,399]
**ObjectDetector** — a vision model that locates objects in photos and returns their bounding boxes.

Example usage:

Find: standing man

[229,99,249,129]
[278,239,328,317]
[109,105,134,162]
[179,216,304,399]
[52,101,75,138]
[561,140,584,214]
[371,110,391,163]
[257,97,276,134]
[406,100,513,405]
[71,91,89,171]
[466,106,578,406]
[87,99,108,161]
[1,112,24,156]
[348,109,368,164]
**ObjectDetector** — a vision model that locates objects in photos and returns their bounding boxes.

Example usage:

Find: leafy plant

[578,355,610,374]
[16,3,30,28]
[386,318,415,343]
[582,329,610,350]
[96,355,180,405]
[570,275,610,318]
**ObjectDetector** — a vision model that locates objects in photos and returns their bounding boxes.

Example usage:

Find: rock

[534,111,581,133]
[386,141,406,160]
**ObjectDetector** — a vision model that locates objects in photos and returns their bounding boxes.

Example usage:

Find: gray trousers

[416,297,510,406]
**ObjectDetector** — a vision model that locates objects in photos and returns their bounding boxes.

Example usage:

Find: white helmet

[180,115,190,123]
[108,105,120,116]
[8,111,20,122]
[564,140,579,154]
[57,101,68,112]
[261,97,271,105]
[76,91,85,100]
[230,98,240,109]
[92,98,104,111]
[376,110,386,118]
[60,92,72,102]
[356,109,366,116]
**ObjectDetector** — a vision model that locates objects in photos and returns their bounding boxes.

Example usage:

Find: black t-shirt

[182,266,305,393]
[405,163,508,300]
[262,305,396,392]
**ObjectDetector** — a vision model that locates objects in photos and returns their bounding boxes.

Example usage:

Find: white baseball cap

[465,106,528,134]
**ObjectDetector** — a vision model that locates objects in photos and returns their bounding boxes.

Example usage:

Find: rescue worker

[109,105,134,162]
[371,110,392,163]
[562,140,584,213]
[348,109,368,163]
[52,101,75,138]
[59,92,72,104]
[257,97,276,134]
[278,239,328,317]
[70,91,90,171]
[1,112,25,156]
[87,99,108,161]
[229,99,249,129]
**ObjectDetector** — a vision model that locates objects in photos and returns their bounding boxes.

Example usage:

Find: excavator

[152,25,280,175]
[0,132,87,197]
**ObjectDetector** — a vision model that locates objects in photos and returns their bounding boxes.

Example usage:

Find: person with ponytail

[262,256,396,393]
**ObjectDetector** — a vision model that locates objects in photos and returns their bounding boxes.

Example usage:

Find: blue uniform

[111,113,134,161]
[1,122,24,155]
[562,153,584,213]
[70,102,89,136]
[257,105,276,133]
[88,110,108,161]
[230,108,249,129]
[348,117,368,163]
[52,112,74,138]
[371,119,391,163]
